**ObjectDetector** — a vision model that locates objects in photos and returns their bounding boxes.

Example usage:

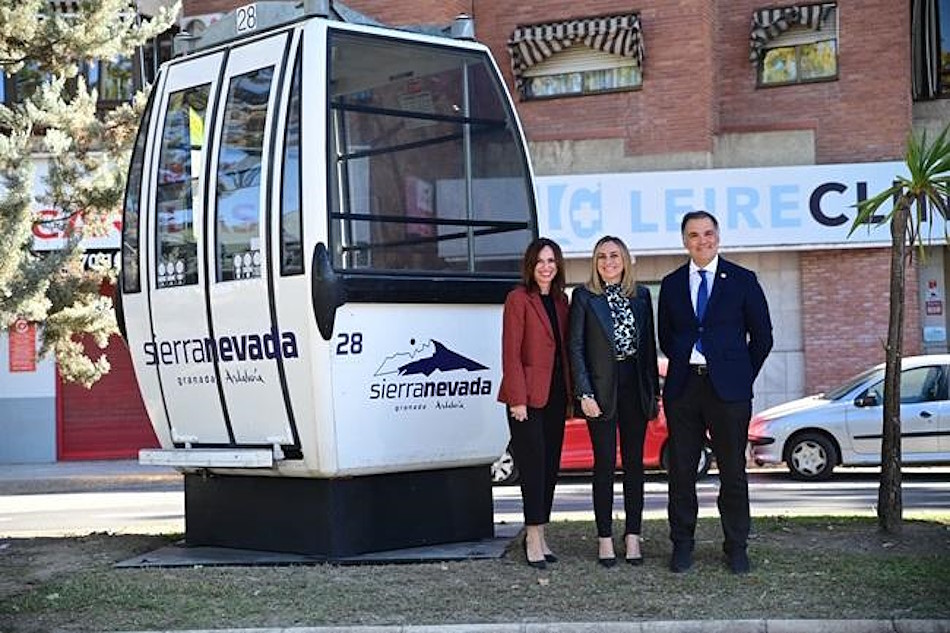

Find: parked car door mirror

[854,391,880,407]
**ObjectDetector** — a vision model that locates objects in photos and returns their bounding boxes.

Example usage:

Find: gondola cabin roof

[174,0,475,56]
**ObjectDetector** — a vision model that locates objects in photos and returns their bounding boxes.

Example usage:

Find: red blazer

[497,285,571,410]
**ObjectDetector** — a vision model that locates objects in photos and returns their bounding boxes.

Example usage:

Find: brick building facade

[333,0,938,398]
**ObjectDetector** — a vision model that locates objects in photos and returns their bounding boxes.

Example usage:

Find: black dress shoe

[544,553,558,563]
[597,556,617,568]
[669,546,693,573]
[727,551,751,575]
[625,555,644,566]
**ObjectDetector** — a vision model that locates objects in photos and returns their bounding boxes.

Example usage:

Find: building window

[749,3,838,87]
[508,13,644,101]
[0,29,176,107]
[1,62,51,103]
[142,27,177,86]
[912,0,950,99]
[521,44,642,99]
[85,56,136,104]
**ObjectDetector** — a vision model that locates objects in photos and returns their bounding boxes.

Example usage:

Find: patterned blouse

[604,283,637,359]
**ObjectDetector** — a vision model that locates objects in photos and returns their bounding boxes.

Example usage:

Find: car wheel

[660,444,713,480]
[786,432,837,481]
[490,445,520,485]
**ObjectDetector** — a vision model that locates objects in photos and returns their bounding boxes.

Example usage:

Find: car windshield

[823,366,883,400]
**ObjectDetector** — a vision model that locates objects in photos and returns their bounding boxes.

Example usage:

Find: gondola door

[205,33,298,449]
[147,51,229,446]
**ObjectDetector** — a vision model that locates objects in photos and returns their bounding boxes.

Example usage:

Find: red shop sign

[9,318,37,372]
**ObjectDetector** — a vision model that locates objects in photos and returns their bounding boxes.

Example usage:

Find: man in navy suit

[658,210,773,574]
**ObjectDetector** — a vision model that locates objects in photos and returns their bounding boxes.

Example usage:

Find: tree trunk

[879,200,909,534]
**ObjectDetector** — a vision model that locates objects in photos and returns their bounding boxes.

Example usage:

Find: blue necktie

[696,269,708,352]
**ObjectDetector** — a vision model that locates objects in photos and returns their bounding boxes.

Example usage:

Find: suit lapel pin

[720,272,727,279]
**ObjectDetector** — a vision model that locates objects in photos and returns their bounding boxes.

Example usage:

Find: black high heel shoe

[598,537,617,568]
[544,552,558,563]
[597,556,617,569]
[625,535,644,566]
[522,539,547,570]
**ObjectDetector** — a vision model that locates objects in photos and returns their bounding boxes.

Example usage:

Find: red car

[491,359,714,484]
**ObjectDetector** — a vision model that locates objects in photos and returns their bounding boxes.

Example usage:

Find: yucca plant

[850,123,950,534]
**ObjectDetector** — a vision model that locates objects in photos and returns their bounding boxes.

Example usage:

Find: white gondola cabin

[117,1,537,556]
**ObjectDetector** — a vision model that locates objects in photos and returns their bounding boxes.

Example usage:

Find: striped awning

[45,0,142,17]
[507,13,644,93]
[46,0,82,14]
[749,3,836,62]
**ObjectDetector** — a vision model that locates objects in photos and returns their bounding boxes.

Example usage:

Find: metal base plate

[116,522,522,567]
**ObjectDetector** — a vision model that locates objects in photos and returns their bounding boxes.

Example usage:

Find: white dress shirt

[689,255,719,365]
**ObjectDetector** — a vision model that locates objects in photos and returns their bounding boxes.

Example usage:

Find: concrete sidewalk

[0,458,179,482]
[105,620,950,632]
[0,458,181,495]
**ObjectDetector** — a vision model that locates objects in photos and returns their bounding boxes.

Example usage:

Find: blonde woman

[569,236,660,567]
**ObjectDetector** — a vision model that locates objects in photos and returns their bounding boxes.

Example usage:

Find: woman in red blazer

[498,237,571,570]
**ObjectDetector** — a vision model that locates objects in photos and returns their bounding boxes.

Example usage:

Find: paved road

[495,467,950,523]
[1,463,947,538]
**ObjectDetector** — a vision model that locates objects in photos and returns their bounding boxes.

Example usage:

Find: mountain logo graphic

[375,340,487,377]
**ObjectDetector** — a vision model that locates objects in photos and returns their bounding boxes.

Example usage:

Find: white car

[748,354,950,480]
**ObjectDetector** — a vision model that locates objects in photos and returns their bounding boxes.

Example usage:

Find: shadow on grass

[0,515,948,632]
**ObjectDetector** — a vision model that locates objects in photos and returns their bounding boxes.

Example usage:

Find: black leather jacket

[569,283,660,422]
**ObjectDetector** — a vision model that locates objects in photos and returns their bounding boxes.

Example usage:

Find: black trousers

[666,371,752,553]
[586,357,648,538]
[508,373,567,526]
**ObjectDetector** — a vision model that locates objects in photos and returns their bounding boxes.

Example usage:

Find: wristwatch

[580,393,595,400]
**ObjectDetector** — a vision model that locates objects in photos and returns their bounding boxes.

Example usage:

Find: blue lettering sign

[727,187,762,229]
[704,188,717,213]
[569,186,602,238]
[629,190,658,233]
[665,189,695,231]
[771,184,800,228]
[546,183,567,230]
